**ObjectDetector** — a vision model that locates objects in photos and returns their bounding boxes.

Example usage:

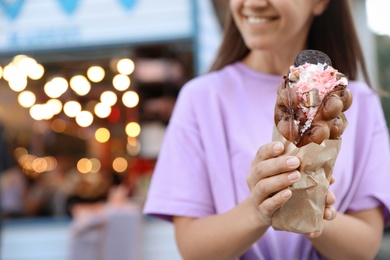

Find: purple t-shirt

[143,62,390,259]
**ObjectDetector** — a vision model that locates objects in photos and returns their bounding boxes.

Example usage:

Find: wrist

[243,198,270,232]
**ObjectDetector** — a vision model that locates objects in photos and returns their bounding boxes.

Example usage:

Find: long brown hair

[209,0,371,86]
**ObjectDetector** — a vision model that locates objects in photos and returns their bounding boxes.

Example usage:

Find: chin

[245,41,273,51]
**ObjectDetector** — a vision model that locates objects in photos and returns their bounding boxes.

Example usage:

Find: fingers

[248,153,300,190]
[326,190,336,205]
[253,141,284,162]
[329,176,335,185]
[324,191,337,220]
[251,170,301,204]
[256,188,293,220]
[324,206,337,221]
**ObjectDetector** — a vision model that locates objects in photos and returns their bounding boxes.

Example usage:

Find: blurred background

[0,0,389,259]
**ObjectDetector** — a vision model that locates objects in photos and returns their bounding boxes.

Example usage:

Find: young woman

[144,0,390,259]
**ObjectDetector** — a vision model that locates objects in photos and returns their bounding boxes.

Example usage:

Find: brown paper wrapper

[271,125,342,234]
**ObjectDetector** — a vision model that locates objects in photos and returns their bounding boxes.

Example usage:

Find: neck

[242,47,306,76]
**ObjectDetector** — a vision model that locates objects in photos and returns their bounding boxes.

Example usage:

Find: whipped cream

[288,63,348,123]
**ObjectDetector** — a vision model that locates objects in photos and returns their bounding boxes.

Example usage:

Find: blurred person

[0,165,27,218]
[143,0,390,259]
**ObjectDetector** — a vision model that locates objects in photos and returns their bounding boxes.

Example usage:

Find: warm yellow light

[125,122,141,137]
[117,58,135,75]
[87,66,105,83]
[50,77,68,96]
[29,104,46,120]
[70,75,91,96]
[32,158,48,173]
[51,118,67,133]
[95,128,110,143]
[100,91,117,106]
[63,101,81,118]
[94,102,111,118]
[112,157,128,173]
[14,147,28,160]
[75,110,93,127]
[3,64,18,82]
[77,158,92,174]
[126,137,141,156]
[122,91,139,108]
[28,63,45,80]
[18,91,36,108]
[112,74,130,91]
[44,80,65,98]
[16,56,37,74]
[46,99,62,115]
[44,156,57,171]
[90,158,101,173]
[0,66,3,79]
[8,72,27,92]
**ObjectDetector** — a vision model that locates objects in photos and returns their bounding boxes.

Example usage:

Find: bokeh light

[122,91,139,108]
[87,66,105,83]
[77,158,92,174]
[112,157,128,173]
[70,75,91,96]
[28,63,45,80]
[89,158,101,173]
[18,91,36,108]
[46,99,62,115]
[51,118,67,133]
[75,111,93,127]
[112,74,130,91]
[100,91,117,106]
[125,122,141,137]
[117,58,135,75]
[94,102,112,118]
[63,101,81,118]
[95,128,110,143]
[126,137,141,156]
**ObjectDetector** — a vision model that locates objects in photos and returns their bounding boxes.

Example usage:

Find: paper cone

[271,125,342,234]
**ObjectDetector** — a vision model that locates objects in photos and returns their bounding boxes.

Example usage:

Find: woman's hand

[246,141,301,227]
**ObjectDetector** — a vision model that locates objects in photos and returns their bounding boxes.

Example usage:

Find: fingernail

[288,171,300,181]
[286,157,299,167]
[281,189,292,198]
[273,142,283,152]
[309,232,316,238]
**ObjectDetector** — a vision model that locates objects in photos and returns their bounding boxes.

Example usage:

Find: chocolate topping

[294,49,332,67]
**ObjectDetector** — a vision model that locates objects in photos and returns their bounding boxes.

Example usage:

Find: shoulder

[348,80,377,97]
[179,62,243,99]
[346,80,387,130]
[347,81,382,113]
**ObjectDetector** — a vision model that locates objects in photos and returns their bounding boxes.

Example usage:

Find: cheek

[229,0,241,23]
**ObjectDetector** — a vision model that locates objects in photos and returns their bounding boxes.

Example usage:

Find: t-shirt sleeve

[347,89,390,227]
[143,82,215,222]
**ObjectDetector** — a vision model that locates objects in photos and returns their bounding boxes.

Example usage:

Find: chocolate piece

[302,89,320,107]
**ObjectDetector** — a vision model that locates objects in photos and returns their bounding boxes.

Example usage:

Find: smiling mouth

[247,16,275,25]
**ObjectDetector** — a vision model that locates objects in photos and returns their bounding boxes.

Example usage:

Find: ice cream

[271,50,353,234]
[274,50,352,147]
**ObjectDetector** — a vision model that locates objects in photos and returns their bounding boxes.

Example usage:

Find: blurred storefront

[0,0,221,219]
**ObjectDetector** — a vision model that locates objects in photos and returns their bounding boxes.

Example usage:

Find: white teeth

[247,17,269,24]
